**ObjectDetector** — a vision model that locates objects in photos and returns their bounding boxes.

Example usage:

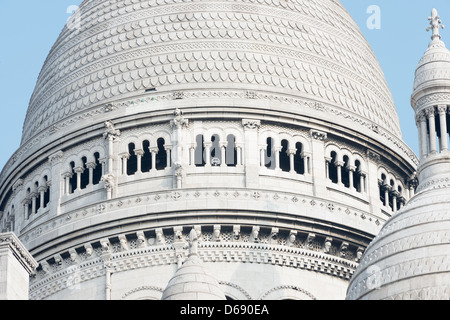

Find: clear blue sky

[1,0,449,171]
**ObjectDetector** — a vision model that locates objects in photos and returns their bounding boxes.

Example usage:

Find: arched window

[93,152,102,185]
[141,141,152,173]
[35,182,41,212]
[379,173,387,205]
[156,138,167,170]
[342,156,350,188]
[43,176,50,208]
[26,188,32,218]
[265,137,276,169]
[195,135,205,167]
[294,142,305,175]
[354,160,362,192]
[69,162,77,193]
[226,134,237,167]
[127,143,138,175]
[389,179,395,211]
[279,139,290,172]
[210,134,221,166]
[397,185,403,211]
[329,152,338,184]
[80,157,89,189]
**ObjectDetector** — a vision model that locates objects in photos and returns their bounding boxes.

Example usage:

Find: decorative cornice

[0,232,38,274]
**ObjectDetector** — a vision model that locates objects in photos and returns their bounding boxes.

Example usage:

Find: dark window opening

[195,135,206,167]
[279,139,290,172]
[93,152,102,185]
[156,138,167,170]
[142,141,152,173]
[294,142,305,175]
[127,143,138,175]
[329,152,338,184]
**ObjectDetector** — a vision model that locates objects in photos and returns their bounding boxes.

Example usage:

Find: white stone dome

[21,0,401,145]
[412,38,450,97]
[346,186,450,300]
[162,255,226,300]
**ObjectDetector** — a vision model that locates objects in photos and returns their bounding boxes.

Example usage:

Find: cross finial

[427,8,445,40]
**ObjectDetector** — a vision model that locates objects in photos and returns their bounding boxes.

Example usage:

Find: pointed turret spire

[427,8,445,41]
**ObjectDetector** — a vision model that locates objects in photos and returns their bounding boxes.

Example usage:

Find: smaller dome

[162,229,226,300]
[413,9,450,98]
[161,254,226,301]
[346,187,450,300]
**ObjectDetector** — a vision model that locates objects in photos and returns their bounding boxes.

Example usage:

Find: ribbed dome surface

[162,255,226,300]
[21,0,401,144]
[346,186,450,300]
[413,38,450,95]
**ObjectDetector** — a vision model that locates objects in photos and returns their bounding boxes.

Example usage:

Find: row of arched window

[24,176,51,220]
[122,138,171,175]
[261,138,308,174]
[378,173,406,213]
[64,152,103,195]
[192,134,241,167]
[327,151,365,193]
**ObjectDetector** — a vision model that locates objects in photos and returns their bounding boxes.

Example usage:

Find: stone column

[359,171,367,193]
[74,166,84,191]
[86,162,96,186]
[302,152,311,175]
[134,149,144,173]
[417,112,428,159]
[48,151,64,216]
[165,145,173,168]
[310,130,328,197]
[204,141,212,167]
[170,108,189,169]
[63,172,73,195]
[392,191,399,213]
[438,105,448,151]
[242,120,261,188]
[22,199,30,221]
[119,152,130,176]
[324,156,331,179]
[274,146,281,171]
[189,145,195,166]
[384,185,390,209]
[38,186,46,210]
[335,161,344,186]
[150,148,158,172]
[103,121,121,175]
[426,107,437,154]
[30,193,37,215]
[288,148,296,173]
[366,150,383,215]
[348,165,356,191]
[236,143,244,166]
[220,142,227,167]
[259,145,266,167]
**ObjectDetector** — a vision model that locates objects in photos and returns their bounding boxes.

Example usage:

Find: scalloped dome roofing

[21,0,401,144]
[162,255,226,300]
[413,38,450,95]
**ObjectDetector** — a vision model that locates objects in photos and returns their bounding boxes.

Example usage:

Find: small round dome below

[346,186,450,300]
[161,255,226,300]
